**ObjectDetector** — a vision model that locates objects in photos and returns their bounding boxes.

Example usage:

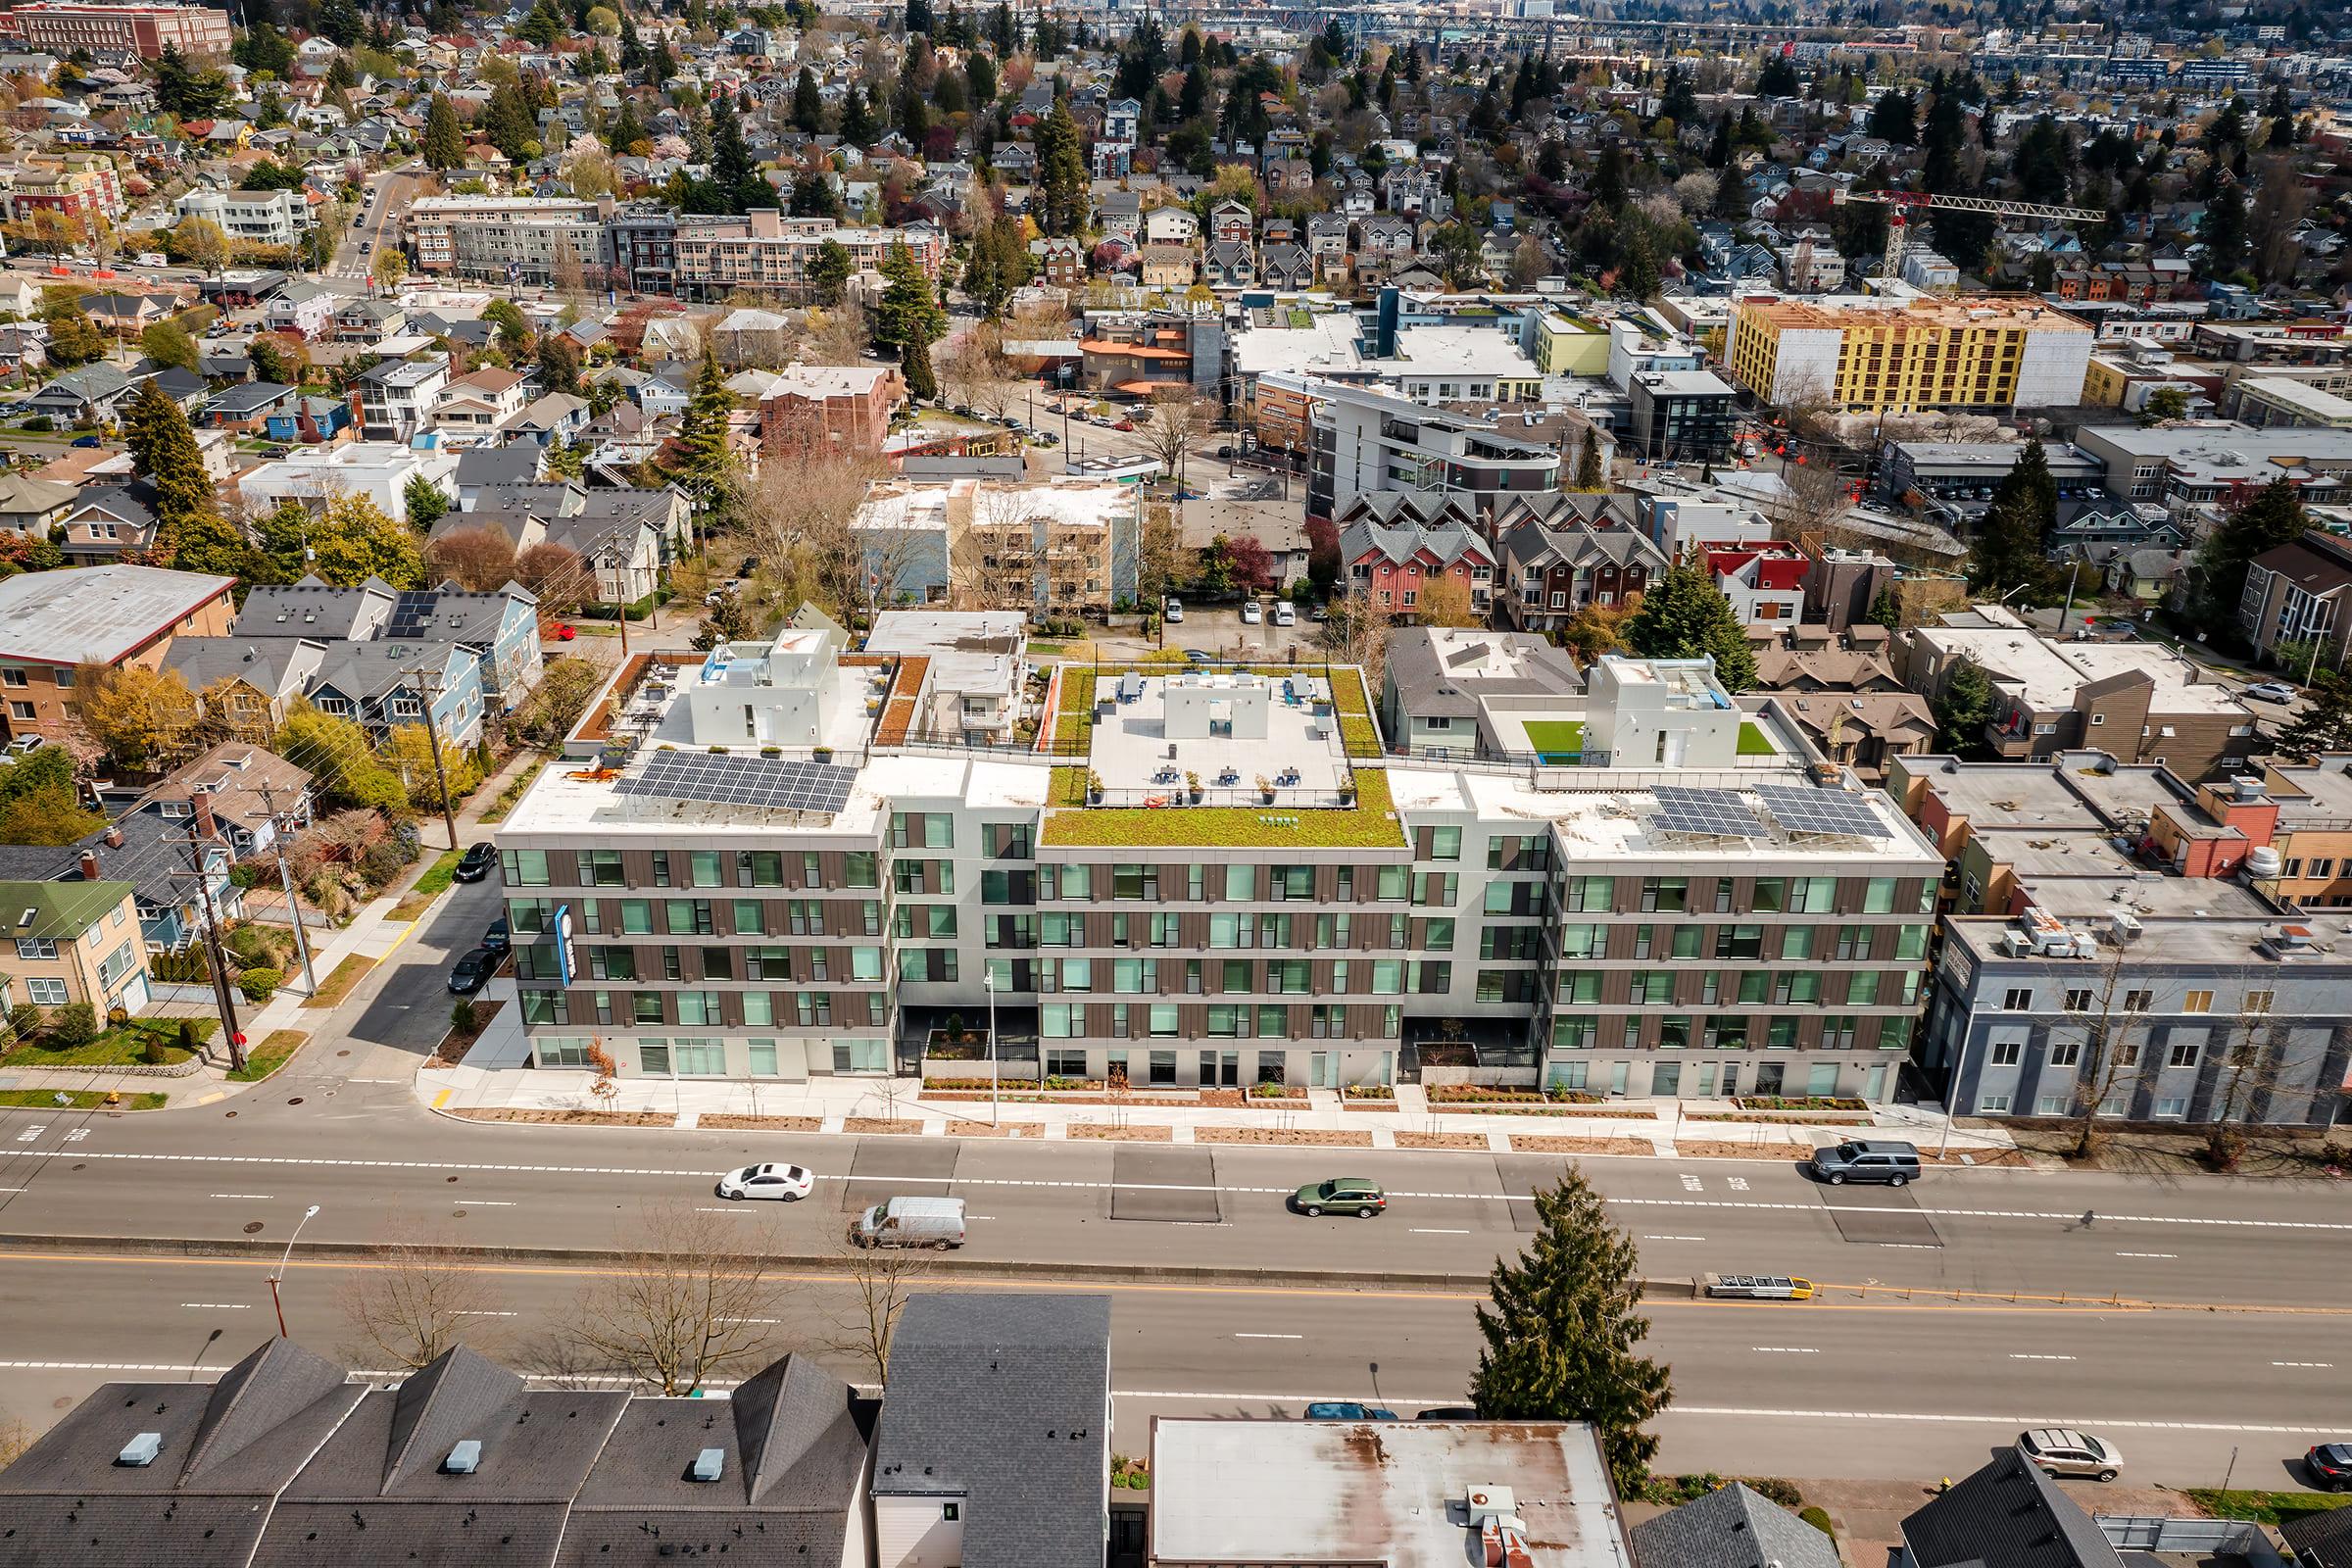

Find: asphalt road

[0,874,2346,1485]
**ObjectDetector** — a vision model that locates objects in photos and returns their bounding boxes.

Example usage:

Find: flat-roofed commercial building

[1725,294,2093,413]
[0,0,227,57]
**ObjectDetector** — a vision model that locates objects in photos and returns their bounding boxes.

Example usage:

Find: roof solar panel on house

[1751,784,1894,839]
[612,750,858,814]
[1648,786,1768,840]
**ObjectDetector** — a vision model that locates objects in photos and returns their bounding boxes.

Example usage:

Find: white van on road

[848,1196,967,1250]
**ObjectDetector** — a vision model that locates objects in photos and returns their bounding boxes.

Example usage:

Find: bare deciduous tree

[1766,454,1859,549]
[516,541,597,617]
[339,1229,501,1370]
[566,1201,797,1395]
[745,452,891,621]
[424,524,519,591]
[803,301,870,366]
[828,1230,929,1385]
[1139,386,1205,488]
[950,484,1044,612]
[1320,589,1393,684]
[1135,499,1193,621]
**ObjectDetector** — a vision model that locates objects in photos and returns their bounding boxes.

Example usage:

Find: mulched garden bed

[699,1114,823,1132]
[1674,1139,1812,1160]
[1068,1122,1172,1141]
[1687,1111,1874,1126]
[935,1118,1045,1138]
[1509,1135,1659,1156]
[844,1117,925,1134]
[453,1107,675,1127]
[920,1090,1200,1106]
[1343,1101,1400,1112]
[1395,1131,1494,1151]
[1921,1147,2031,1167]
[1195,1126,1375,1147]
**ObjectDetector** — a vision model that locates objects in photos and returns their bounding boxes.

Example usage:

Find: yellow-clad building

[1724,295,2094,413]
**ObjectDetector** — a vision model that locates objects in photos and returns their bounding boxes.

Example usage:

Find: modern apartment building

[174,186,306,248]
[496,633,1940,1102]
[0,153,123,226]
[1724,294,2093,413]
[672,211,945,303]
[851,476,1139,621]
[1308,380,1560,523]
[0,0,228,57]
[404,195,612,282]
[2071,420,2352,511]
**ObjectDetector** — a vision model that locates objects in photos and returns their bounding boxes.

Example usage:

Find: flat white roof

[1150,1419,1634,1568]
[1917,624,2247,713]
[1375,322,1542,381]
[1228,311,1365,380]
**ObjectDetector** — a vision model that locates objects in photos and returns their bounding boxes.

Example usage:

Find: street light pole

[268,1204,320,1337]
[984,969,998,1128]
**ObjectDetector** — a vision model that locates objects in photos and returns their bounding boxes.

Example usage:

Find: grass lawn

[1737,720,1778,756]
[390,850,464,920]
[302,954,375,1009]
[226,1029,308,1084]
[2185,1489,2351,1527]
[0,1089,166,1109]
[1522,719,1586,758]
[4,1016,214,1070]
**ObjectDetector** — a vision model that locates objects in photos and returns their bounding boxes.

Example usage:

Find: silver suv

[1809,1139,1921,1187]
[2019,1429,2122,1482]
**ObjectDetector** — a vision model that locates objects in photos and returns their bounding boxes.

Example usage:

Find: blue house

[0,808,237,955]
[387,583,543,708]
[308,641,487,748]
[264,395,352,445]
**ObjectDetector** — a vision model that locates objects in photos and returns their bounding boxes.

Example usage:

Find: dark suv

[1809,1139,1922,1187]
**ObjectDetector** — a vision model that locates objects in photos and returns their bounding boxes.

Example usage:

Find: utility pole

[257,783,318,999]
[407,669,462,851]
[176,825,247,1074]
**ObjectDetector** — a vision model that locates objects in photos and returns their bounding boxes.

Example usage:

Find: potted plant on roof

[1256,773,1275,805]
[1185,769,1201,804]
[1087,768,1104,805]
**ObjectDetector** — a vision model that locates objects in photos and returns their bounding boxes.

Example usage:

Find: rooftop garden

[1045,662,1383,761]
[1521,719,1587,759]
[1737,720,1778,757]
[1042,766,1403,849]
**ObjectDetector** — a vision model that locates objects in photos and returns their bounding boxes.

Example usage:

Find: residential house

[1207,197,1252,245]
[504,392,590,446]
[1706,540,1809,624]
[198,380,300,432]
[382,582,543,707]
[1900,1448,2128,1568]
[0,786,239,954]
[350,352,452,441]
[430,368,530,443]
[2238,529,2352,671]
[1633,1482,1842,1568]
[0,878,147,1015]
[0,471,77,536]
[1259,241,1313,290]
[307,639,487,747]
[51,481,164,564]
[1380,625,1585,759]
[24,363,133,422]
[263,278,337,340]
[1097,188,1141,241]
[1032,236,1085,287]
[1335,489,1497,615]
[1144,205,1199,245]
[120,745,314,859]
[264,394,351,445]
[1203,239,1255,288]
[164,636,330,734]
[1493,492,1668,633]
[332,295,406,341]
[1138,243,1196,289]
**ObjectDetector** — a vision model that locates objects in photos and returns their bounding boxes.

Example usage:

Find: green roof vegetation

[1048,662,1385,761]
[1042,768,1404,850]
[1737,721,1777,757]
[1521,720,1587,758]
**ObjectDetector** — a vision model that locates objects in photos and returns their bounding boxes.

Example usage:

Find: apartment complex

[852,476,1139,620]
[403,194,613,283]
[174,185,307,248]
[0,153,123,226]
[496,634,1939,1102]
[1724,294,2093,413]
[1307,380,1560,523]
[0,565,236,745]
[759,364,902,458]
[672,211,945,303]
[0,0,228,56]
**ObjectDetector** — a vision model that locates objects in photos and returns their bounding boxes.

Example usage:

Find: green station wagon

[1292,1178,1388,1217]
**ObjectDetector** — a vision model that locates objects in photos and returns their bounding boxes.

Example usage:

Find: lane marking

[1409,1228,1469,1235]
[1643,1235,1708,1242]
[454,1310,517,1317]
[179,1302,250,1310]
[1665,1404,2346,1437]
[463,1200,519,1207]
[2117,1252,2178,1259]
[58,1152,2352,1231]
[2275,1361,2331,1368]
[2009,1353,2076,1361]
[208,1194,273,1200]
[1234,1333,1303,1340]
[1751,1347,1819,1354]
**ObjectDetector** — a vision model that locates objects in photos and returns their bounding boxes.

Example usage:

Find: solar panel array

[1751,784,1894,839]
[612,750,858,814]
[1648,786,1768,840]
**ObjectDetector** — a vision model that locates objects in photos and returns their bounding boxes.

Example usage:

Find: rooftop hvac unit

[442,1440,483,1475]
[1466,1487,1518,1526]
[116,1432,163,1468]
[2108,910,2142,944]
[692,1447,725,1483]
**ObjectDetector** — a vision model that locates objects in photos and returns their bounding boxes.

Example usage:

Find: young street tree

[1139,386,1204,487]
[339,1230,501,1370]
[828,1231,930,1384]
[1469,1170,1672,1494]
[566,1201,797,1396]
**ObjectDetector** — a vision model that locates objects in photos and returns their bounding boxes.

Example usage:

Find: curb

[0,1232,1501,1295]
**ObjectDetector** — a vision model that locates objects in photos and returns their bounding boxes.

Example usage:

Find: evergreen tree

[1179,63,1207,121]
[1866,86,1917,145]
[2004,437,2059,553]
[1592,142,1628,210]
[607,100,649,155]
[674,350,737,498]
[839,82,877,146]
[1704,110,1732,169]
[774,68,815,135]
[2196,476,2308,630]
[2204,177,2247,279]
[1572,428,1604,491]
[808,237,854,304]
[900,337,937,402]
[1468,1171,1672,1495]
[422,92,466,171]
[1966,438,2059,594]
[966,50,998,110]
[1934,657,1995,755]
[1034,98,1089,236]
[2279,669,2352,756]
[1621,551,1758,691]
[123,380,217,537]
[871,241,946,350]
[619,8,645,70]
[1867,584,1902,630]
[710,97,770,210]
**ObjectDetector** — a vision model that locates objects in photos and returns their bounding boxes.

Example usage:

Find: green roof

[0,879,135,942]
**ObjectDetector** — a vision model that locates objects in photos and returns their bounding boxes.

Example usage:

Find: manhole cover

[71,1162,83,1171]
[286,1097,303,1105]
[242,1221,265,1234]
[336,1050,350,1057]
[224,1110,236,1118]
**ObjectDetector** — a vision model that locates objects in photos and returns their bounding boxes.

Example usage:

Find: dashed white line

[454,1310,517,1317]
[1751,1347,1820,1354]
[1234,1333,1304,1340]
[462,1200,519,1207]
[2117,1251,2179,1259]
[207,1194,273,1200]
[179,1302,250,1310]
[2275,1361,2331,1369]
[1643,1235,1708,1242]
[1408,1227,1469,1235]
[2009,1354,2076,1362]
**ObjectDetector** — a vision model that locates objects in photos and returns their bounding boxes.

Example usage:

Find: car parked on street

[1702,1273,1815,1300]
[453,843,497,883]
[1291,1178,1386,1218]
[1808,1139,1921,1186]
[1162,596,1184,623]
[2244,681,2298,704]
[482,916,510,953]
[2017,1429,2122,1482]
[716,1162,814,1201]
[2307,1443,2352,1492]
[447,947,500,995]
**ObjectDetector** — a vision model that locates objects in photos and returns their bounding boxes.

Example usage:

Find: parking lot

[1157,602,1326,662]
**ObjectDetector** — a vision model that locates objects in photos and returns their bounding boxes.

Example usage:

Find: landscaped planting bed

[844,1117,924,1134]
[454,1107,675,1127]
[1395,1131,1494,1151]
[1674,1139,1811,1160]
[1068,1122,1172,1141]
[1196,1126,1374,1147]
[1509,1135,1658,1156]
[1689,1111,1873,1125]
[699,1114,823,1131]
[934,1118,1044,1138]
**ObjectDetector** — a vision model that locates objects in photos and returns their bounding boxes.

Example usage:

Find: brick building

[0,0,229,57]
[0,153,123,227]
[759,364,902,459]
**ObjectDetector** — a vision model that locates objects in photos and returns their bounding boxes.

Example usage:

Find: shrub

[49,1002,98,1047]
[5,1003,38,1044]
[22,415,50,432]
[451,998,476,1034]
[359,839,409,887]
[1799,1507,1836,1542]
[175,1019,199,1053]
[236,966,283,1004]
[142,1028,171,1064]
[228,863,262,889]
[1250,1080,1293,1099]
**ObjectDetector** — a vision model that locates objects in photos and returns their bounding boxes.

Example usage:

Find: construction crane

[1831,187,2107,291]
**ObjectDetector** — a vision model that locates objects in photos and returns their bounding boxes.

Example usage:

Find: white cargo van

[848,1195,967,1250]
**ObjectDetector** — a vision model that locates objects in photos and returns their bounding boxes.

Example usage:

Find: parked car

[70,435,102,448]
[1415,1406,1481,1421]
[1162,596,1184,623]
[447,947,500,995]
[2306,1444,2352,1492]
[1183,649,1213,664]
[715,1162,814,1201]
[481,916,510,953]
[1701,1273,1815,1300]
[1303,1401,1397,1420]
[2244,680,2298,704]
[848,1195,966,1249]
[1215,444,1236,459]
[551,623,576,641]
[1272,602,1296,626]
[1291,1177,1386,1218]
[1309,606,1330,622]
[1241,600,1263,625]
[2017,1429,2122,1482]
[1808,1139,1921,1187]
[453,843,498,883]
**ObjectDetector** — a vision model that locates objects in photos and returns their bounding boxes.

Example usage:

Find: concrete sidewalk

[416,1027,2026,1162]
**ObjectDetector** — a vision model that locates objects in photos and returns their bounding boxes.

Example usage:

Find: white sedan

[715,1162,815,1201]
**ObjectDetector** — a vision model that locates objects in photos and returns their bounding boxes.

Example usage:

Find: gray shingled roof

[1631,1483,1842,1568]
[872,1295,1110,1568]
[1901,1449,2128,1568]
[2282,1495,2352,1568]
